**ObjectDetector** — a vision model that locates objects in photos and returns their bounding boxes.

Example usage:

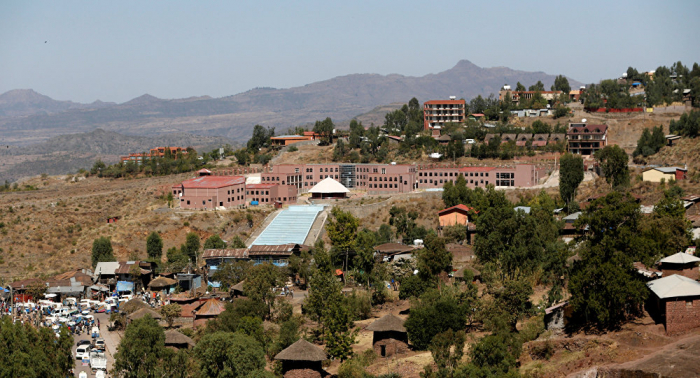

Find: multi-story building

[415,164,544,189]
[566,123,608,155]
[261,163,417,195]
[175,175,247,210]
[423,98,466,130]
[245,183,298,205]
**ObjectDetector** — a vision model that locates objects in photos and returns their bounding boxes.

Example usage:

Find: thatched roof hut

[121,298,149,314]
[164,329,195,349]
[231,281,245,297]
[366,314,408,357]
[148,276,178,290]
[274,339,327,376]
[366,314,406,333]
[128,307,163,321]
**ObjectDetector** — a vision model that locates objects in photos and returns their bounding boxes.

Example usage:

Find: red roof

[172,183,182,188]
[246,183,277,190]
[438,204,473,215]
[195,298,226,317]
[458,167,496,173]
[424,99,466,105]
[471,113,485,117]
[202,249,248,259]
[181,176,245,189]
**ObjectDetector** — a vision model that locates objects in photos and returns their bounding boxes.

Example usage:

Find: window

[187,200,190,205]
[382,168,386,174]
[295,168,299,173]
[219,202,223,206]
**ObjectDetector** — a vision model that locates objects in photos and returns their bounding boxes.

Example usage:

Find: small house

[148,276,178,293]
[274,339,328,378]
[647,274,700,334]
[127,307,163,323]
[531,134,549,147]
[501,133,517,143]
[642,167,688,183]
[366,314,409,357]
[515,134,532,147]
[682,195,700,216]
[666,135,682,146]
[544,301,569,332]
[659,252,700,279]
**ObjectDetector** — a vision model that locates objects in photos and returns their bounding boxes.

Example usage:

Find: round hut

[148,276,178,292]
[274,339,327,377]
[127,307,163,322]
[308,177,349,199]
[164,329,195,350]
[366,314,408,357]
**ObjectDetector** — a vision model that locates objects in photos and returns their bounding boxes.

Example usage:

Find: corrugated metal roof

[652,167,684,174]
[562,212,582,221]
[647,274,700,299]
[202,249,248,259]
[95,262,120,276]
[659,252,700,264]
[438,204,473,215]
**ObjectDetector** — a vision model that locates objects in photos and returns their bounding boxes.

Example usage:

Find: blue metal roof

[252,205,325,245]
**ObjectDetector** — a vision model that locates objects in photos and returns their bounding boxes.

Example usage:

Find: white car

[95,370,105,378]
[75,345,89,360]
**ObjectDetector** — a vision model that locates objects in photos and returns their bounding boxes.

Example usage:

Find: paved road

[72,312,118,378]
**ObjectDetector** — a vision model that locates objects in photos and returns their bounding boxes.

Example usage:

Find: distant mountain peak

[123,94,162,105]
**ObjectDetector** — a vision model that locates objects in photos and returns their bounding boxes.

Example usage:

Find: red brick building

[177,176,246,210]
[647,274,700,334]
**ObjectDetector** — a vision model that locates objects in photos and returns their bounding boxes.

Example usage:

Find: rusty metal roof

[202,249,248,259]
[195,298,226,317]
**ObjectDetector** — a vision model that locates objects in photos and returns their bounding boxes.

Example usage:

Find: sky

[1,0,699,103]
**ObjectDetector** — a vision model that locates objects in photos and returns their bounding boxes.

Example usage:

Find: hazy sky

[1,0,698,103]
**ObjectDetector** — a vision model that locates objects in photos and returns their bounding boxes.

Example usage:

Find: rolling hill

[0,60,581,147]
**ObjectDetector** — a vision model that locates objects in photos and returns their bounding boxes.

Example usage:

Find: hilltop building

[175,175,246,210]
[120,147,188,164]
[566,123,608,155]
[423,98,466,130]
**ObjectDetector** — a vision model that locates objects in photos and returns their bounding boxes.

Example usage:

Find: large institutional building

[174,163,547,209]
[566,123,608,156]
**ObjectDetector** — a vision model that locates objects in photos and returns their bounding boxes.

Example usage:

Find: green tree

[326,206,359,258]
[159,303,182,328]
[456,330,522,378]
[229,235,246,248]
[244,263,284,318]
[415,234,452,283]
[551,75,571,94]
[247,124,275,152]
[92,236,115,267]
[348,119,365,149]
[353,229,377,289]
[569,192,648,329]
[203,234,226,250]
[183,232,200,262]
[595,145,630,189]
[146,231,163,260]
[194,332,266,378]
[113,315,168,378]
[422,329,466,378]
[528,80,545,92]
[404,287,468,350]
[313,117,335,145]
[212,260,253,290]
[559,153,584,207]
[515,82,526,92]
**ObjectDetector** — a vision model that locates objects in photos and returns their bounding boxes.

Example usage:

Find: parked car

[76,340,91,347]
[75,345,89,360]
[94,338,106,351]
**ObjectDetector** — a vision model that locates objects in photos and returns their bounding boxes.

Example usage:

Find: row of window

[226,188,243,194]
[418,171,489,178]
[247,190,269,196]
[419,179,486,185]
[495,173,515,179]
[370,176,399,182]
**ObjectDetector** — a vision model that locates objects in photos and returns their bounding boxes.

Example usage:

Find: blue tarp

[116,281,134,292]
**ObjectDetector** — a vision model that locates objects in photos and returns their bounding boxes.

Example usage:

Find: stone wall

[664,296,700,335]
[373,338,409,357]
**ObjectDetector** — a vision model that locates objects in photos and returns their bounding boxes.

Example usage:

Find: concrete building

[642,167,688,183]
[261,163,417,194]
[566,123,608,155]
[245,183,298,206]
[121,147,188,163]
[647,274,700,334]
[423,99,466,130]
[178,175,246,210]
[416,164,543,189]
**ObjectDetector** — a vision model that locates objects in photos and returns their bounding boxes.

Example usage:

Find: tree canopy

[92,236,115,267]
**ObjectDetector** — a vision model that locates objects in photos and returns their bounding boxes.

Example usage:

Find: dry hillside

[0,173,272,282]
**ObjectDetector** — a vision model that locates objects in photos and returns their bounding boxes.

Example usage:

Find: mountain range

[0,60,581,148]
